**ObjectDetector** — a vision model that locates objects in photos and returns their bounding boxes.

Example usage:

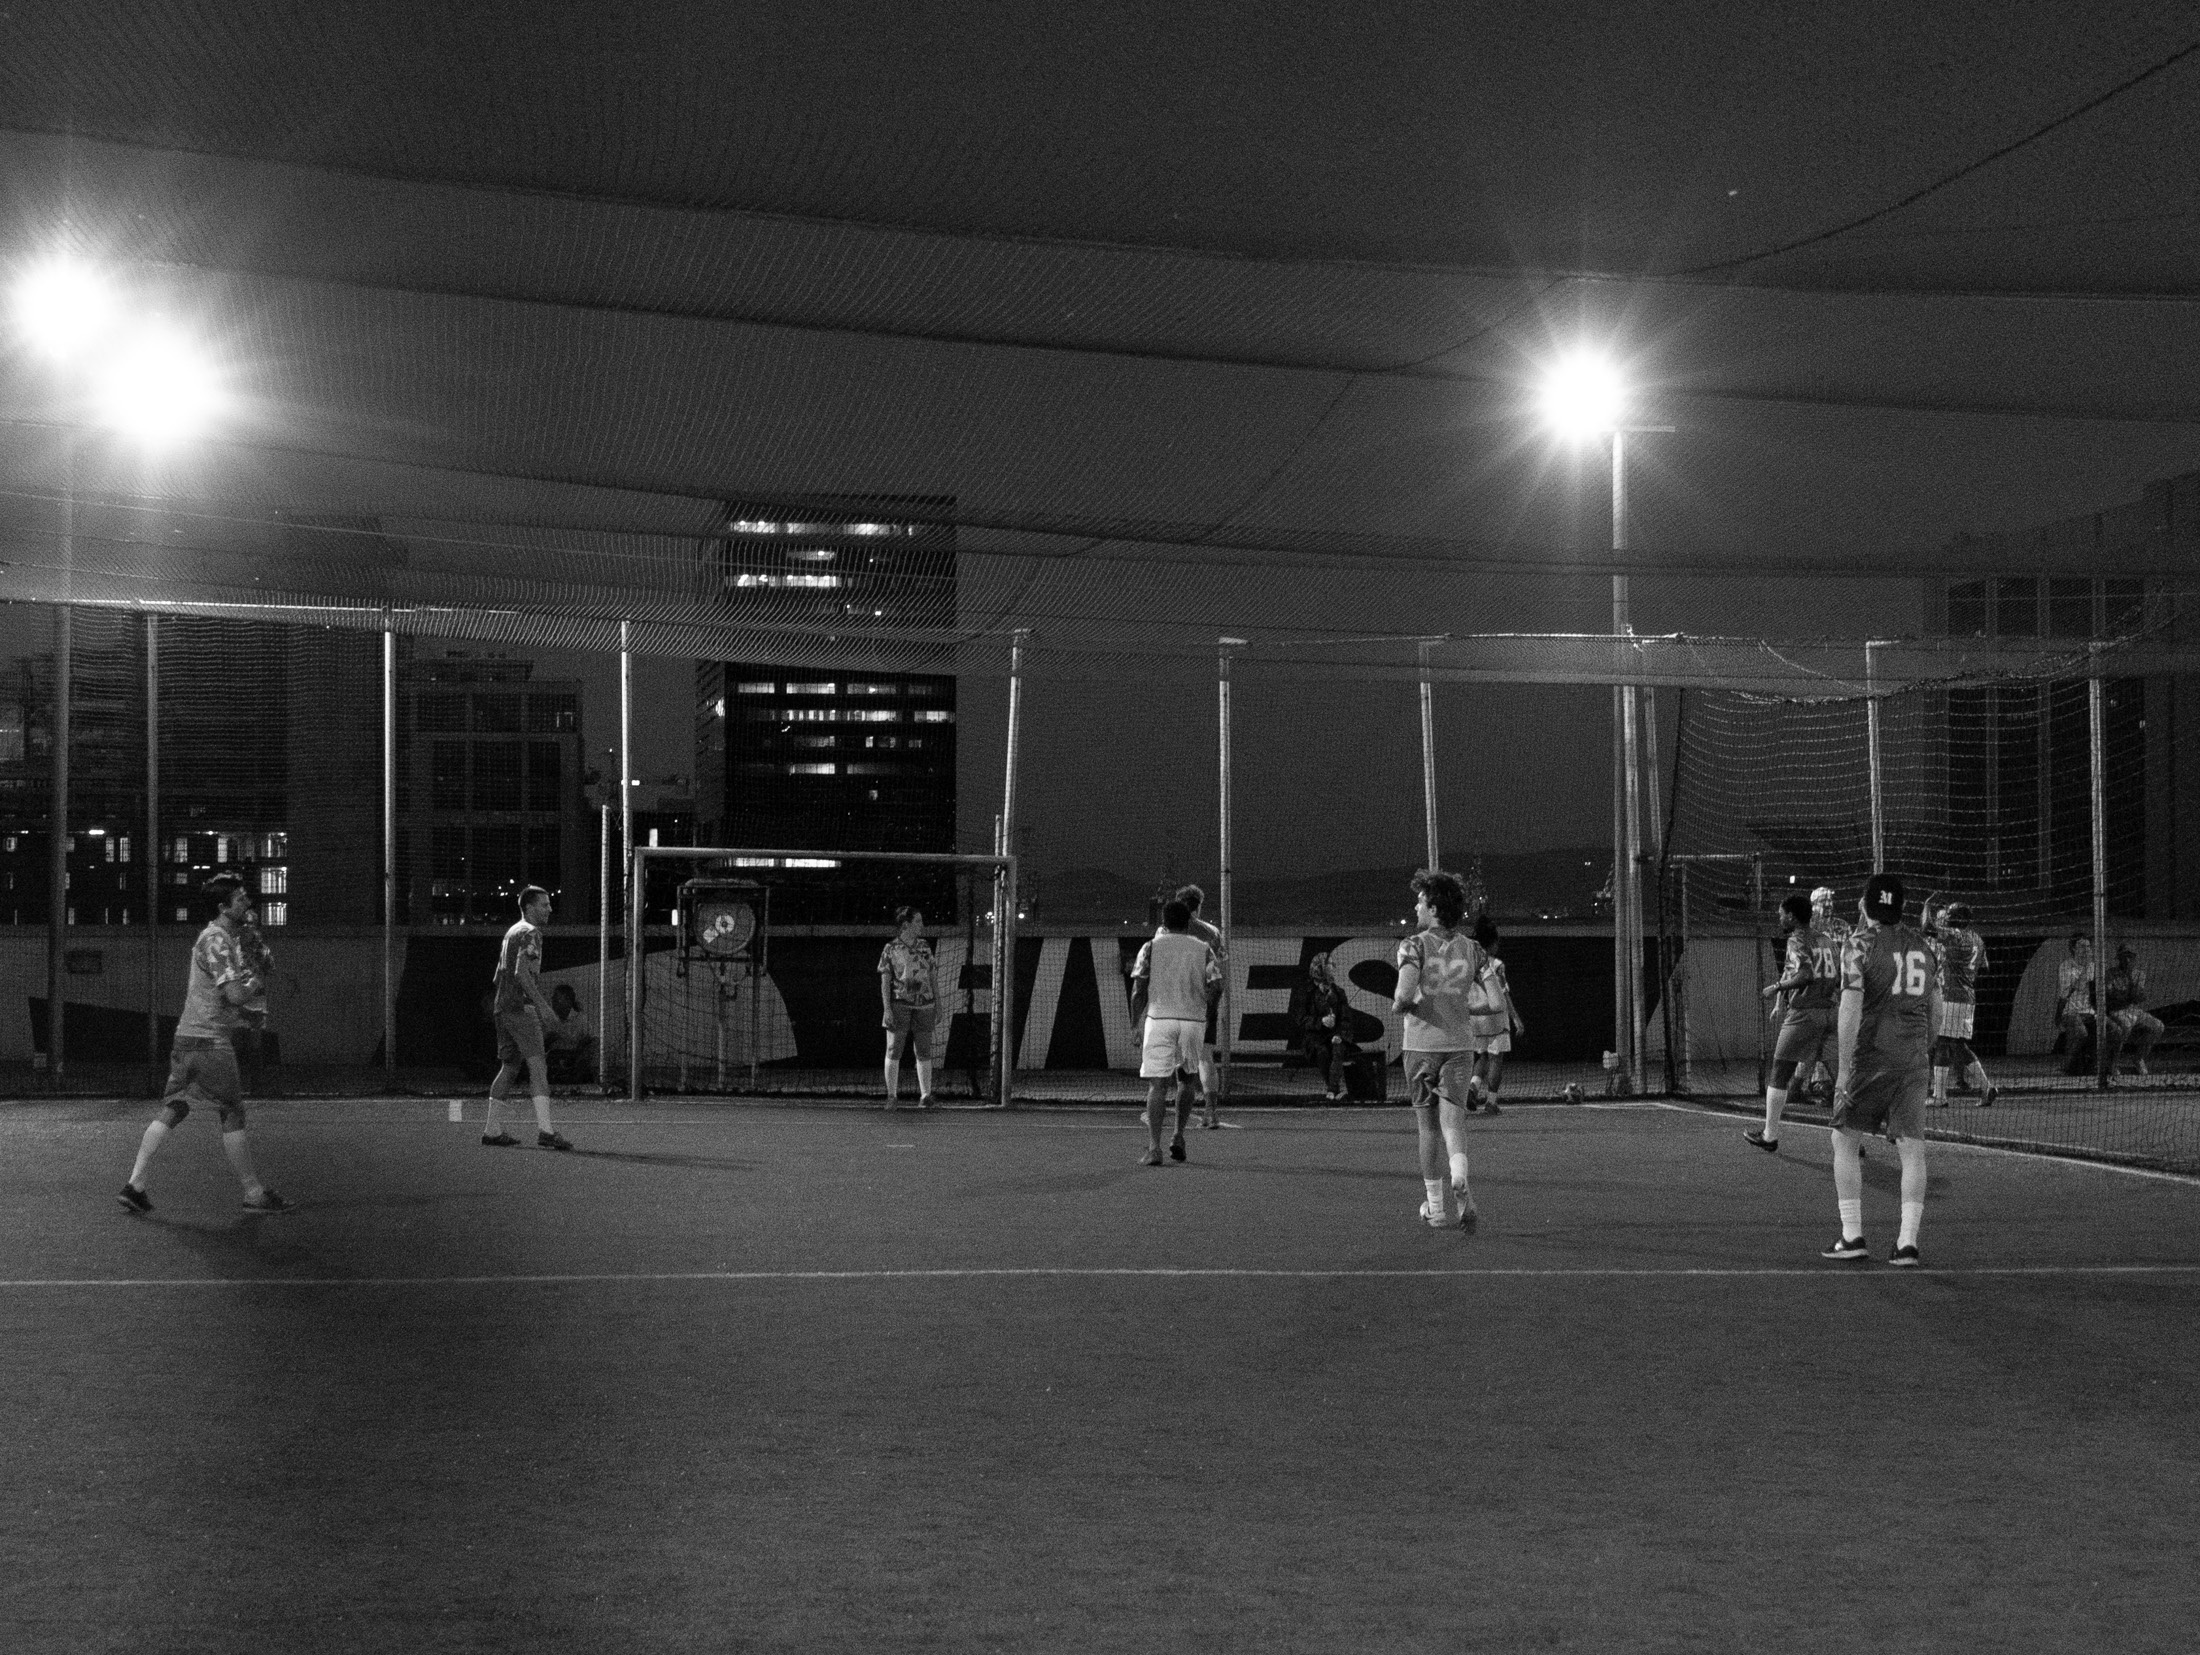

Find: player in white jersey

[117,874,292,1215]
[483,885,572,1150]
[1171,884,1227,1128]
[1392,869,1490,1232]
[1130,898,1221,1164]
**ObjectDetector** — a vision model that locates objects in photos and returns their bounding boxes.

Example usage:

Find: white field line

[4,1264,2200,1290]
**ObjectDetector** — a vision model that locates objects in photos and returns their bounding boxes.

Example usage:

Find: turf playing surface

[4,1098,2198,1653]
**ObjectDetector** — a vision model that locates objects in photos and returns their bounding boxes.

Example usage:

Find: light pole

[12,254,226,1086]
[1540,351,1669,1094]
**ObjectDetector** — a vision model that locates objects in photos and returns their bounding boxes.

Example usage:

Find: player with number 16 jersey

[1831,908,1939,1142]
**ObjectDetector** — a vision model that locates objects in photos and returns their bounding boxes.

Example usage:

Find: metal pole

[145,614,160,1085]
[1418,638,1440,869]
[47,602,70,1083]
[996,631,1028,1105]
[620,621,634,1094]
[1866,640,1886,872]
[1218,640,1238,1106]
[1613,429,1644,1092]
[597,802,611,1089]
[2090,643,2109,1091]
[382,620,397,1077]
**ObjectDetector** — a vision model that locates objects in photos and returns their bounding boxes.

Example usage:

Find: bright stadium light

[91,322,225,447]
[12,255,121,362]
[1538,349,1626,440]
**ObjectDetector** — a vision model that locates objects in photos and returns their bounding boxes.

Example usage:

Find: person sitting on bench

[1289,951,1356,1101]
[2057,934,2099,1075]
[2104,944,2163,1079]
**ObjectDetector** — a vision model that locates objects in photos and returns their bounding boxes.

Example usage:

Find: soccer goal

[620,845,1018,1102]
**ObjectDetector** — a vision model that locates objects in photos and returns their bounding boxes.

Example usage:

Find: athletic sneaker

[1887,1244,1923,1268]
[1417,1199,1451,1229]
[1743,1129,1779,1153]
[1979,1086,1998,1110]
[537,1131,573,1152]
[1140,1147,1164,1167]
[481,1132,521,1147]
[1925,1095,1948,1109]
[242,1189,295,1214]
[1820,1235,1869,1261]
[1458,1204,1478,1235]
[1168,1134,1186,1162]
[116,1182,152,1215]
[1479,1098,1502,1116]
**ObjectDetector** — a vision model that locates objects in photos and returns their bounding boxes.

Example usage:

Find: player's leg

[1136,1019,1173,1163]
[1171,1067,1194,1159]
[1436,1052,1478,1230]
[1198,1048,1220,1129]
[1141,1077,1170,1164]
[882,1026,905,1105]
[1890,1136,1927,1265]
[1754,1013,1817,1149]
[912,1006,937,1105]
[122,1043,196,1207]
[1930,1036,1952,1108]
[1477,1048,1507,1115]
[197,1045,288,1210]
[1825,1127,1867,1256]
[485,1009,524,1139]
[1404,1053,1449,1223]
[524,1053,568,1148]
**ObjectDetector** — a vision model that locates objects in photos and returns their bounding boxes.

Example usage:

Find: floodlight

[92,322,224,446]
[1538,350,1626,439]
[13,256,120,362]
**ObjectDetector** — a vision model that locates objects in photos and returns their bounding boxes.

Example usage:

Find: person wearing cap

[2102,944,2162,1078]
[1923,897,1996,1109]
[1745,892,1840,1152]
[1823,872,1938,1267]
[1801,885,1849,1099]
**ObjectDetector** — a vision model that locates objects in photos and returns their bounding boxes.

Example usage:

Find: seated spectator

[542,983,597,1082]
[2104,944,2163,1078]
[2056,934,2097,1075]
[1287,951,1355,1101]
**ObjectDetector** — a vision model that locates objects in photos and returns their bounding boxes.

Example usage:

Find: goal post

[623,845,1018,1104]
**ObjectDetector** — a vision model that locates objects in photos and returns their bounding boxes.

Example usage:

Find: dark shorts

[496,1008,547,1066]
[1403,1048,1473,1112]
[1831,1066,1928,1142]
[887,1001,938,1044]
[165,1036,244,1125]
[1773,1007,1834,1070]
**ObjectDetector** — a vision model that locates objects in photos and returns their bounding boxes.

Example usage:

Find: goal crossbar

[624,845,1019,1104]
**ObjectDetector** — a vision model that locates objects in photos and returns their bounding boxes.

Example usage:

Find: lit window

[118,837,131,863]
[172,836,189,863]
[174,906,189,922]
[783,708,837,722]
[733,856,778,867]
[261,902,287,926]
[787,548,839,563]
[846,763,898,776]
[731,572,842,589]
[913,710,954,723]
[711,698,726,719]
[104,837,115,862]
[846,709,899,723]
[785,857,840,868]
[3,836,14,852]
[786,762,835,775]
[845,681,899,695]
[735,680,776,694]
[263,833,288,859]
[259,866,288,895]
[729,519,781,534]
[786,682,837,695]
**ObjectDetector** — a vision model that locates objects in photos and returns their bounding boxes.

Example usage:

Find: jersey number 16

[1891,950,1930,997]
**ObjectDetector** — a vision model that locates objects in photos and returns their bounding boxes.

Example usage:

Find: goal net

[614,847,1013,1101]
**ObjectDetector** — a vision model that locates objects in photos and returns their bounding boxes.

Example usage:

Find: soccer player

[1129,898,1221,1164]
[1924,899,1997,1109]
[1746,893,1839,1152]
[1172,883,1227,1128]
[234,902,277,1097]
[1465,914,1521,1116]
[1392,868,1488,1231]
[1801,885,1849,1100]
[1823,873,1938,1267]
[116,874,293,1215]
[483,885,572,1150]
[878,905,938,1108]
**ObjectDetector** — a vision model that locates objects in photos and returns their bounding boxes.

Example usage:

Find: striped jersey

[1936,926,1986,1005]
[1839,920,1938,1074]
[1395,927,1488,1052]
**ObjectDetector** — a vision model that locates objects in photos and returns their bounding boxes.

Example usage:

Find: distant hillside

[1032,850,1612,927]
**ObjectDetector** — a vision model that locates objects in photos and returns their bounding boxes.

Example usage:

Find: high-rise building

[695,500,958,922]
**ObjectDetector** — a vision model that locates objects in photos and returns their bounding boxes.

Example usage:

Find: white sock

[1838,1198,1863,1240]
[1448,1152,1470,1189]
[1424,1178,1448,1213]
[128,1119,169,1188]
[1898,1201,1923,1249]
[1932,1066,1948,1104]
[1761,1087,1785,1136]
[1970,1061,1991,1093]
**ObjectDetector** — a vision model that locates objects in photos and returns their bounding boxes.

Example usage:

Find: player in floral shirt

[878,906,938,1107]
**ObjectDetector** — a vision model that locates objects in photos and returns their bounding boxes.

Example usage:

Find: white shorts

[1140,1017,1206,1080]
[1935,1002,1975,1041]
[1467,1031,1511,1055]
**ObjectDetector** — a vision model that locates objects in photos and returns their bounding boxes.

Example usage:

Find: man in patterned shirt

[482,885,572,1150]
[116,874,293,1215]
[1924,899,1997,1109]
[1800,885,1849,1100]
[1747,893,1840,1152]
[1823,873,1938,1267]
[878,905,938,1108]
[1391,868,1490,1232]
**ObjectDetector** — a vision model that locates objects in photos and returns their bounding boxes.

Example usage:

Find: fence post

[145,614,160,1088]
[1218,639,1243,1108]
[1865,640,1886,873]
[996,630,1028,1106]
[47,603,70,1085]
[1418,638,1441,869]
[383,617,397,1078]
[2090,642,2109,1091]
